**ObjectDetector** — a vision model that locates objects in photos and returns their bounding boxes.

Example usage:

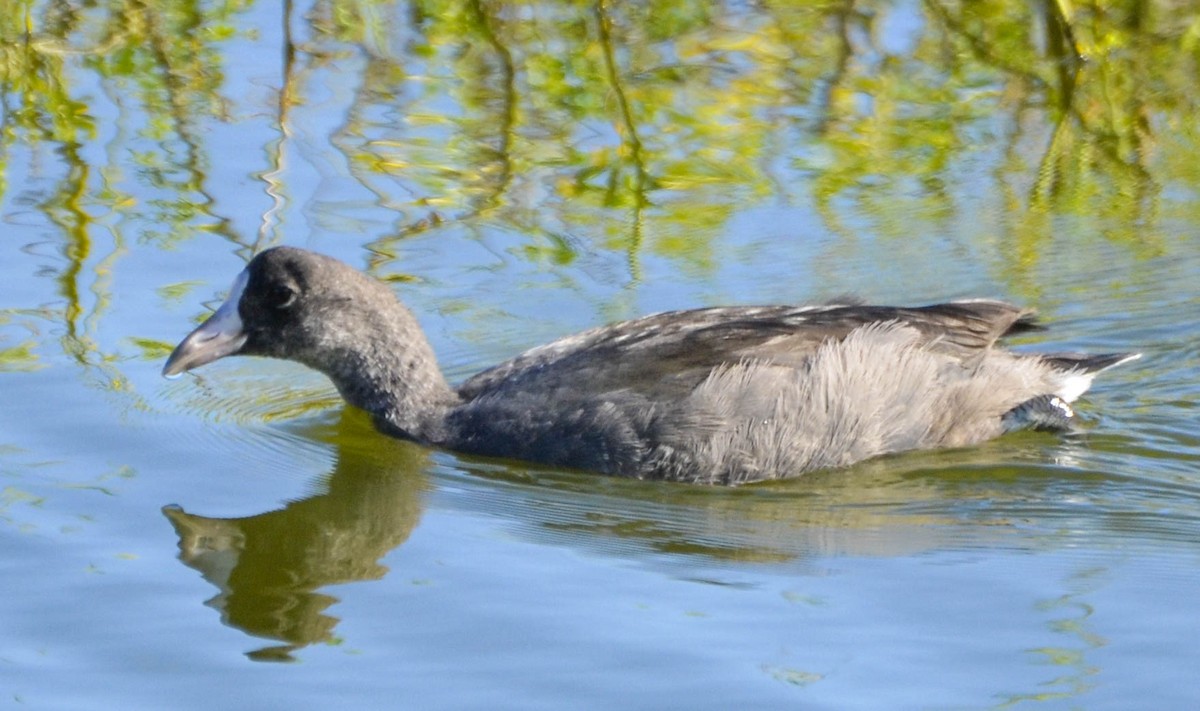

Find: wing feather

[456,300,1037,403]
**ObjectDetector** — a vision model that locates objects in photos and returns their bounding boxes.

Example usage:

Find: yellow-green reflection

[3,0,1196,317]
[1,0,252,413]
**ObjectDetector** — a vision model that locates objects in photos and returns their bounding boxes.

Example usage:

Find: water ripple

[158,364,341,483]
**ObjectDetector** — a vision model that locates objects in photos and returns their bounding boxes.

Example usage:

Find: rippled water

[3,1,1200,708]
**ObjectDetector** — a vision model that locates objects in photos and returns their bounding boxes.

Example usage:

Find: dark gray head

[164,247,455,438]
[163,247,373,375]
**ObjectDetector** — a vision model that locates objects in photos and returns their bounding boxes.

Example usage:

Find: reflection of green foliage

[0,0,247,248]
[127,337,175,360]
[3,0,1199,303]
[761,664,823,687]
[1,0,252,415]
[0,341,44,372]
[312,0,1200,279]
[0,312,44,372]
[155,280,206,303]
[1,485,46,519]
[0,7,96,147]
[1,458,137,534]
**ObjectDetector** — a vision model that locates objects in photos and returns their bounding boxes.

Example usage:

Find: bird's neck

[307,316,459,444]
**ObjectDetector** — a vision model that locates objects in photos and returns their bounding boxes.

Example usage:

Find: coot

[163,247,1137,484]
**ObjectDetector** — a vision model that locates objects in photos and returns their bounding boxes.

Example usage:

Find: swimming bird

[163,247,1137,485]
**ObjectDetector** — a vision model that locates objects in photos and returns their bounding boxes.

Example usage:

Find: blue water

[2,1,1199,708]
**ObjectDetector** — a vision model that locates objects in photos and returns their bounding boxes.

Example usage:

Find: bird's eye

[268,283,298,310]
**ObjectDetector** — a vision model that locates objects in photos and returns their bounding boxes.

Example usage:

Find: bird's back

[443,300,1076,483]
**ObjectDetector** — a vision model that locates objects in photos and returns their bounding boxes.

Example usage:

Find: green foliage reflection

[1,0,1198,330]
[8,2,1197,227]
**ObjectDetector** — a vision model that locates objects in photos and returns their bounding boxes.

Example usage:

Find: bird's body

[164,247,1137,485]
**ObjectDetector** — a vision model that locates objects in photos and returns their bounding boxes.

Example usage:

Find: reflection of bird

[164,247,1137,485]
[164,411,427,661]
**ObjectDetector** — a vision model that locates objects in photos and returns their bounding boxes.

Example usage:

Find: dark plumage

[163,247,1138,485]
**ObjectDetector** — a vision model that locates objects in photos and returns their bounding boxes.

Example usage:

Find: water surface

[2,1,1199,708]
